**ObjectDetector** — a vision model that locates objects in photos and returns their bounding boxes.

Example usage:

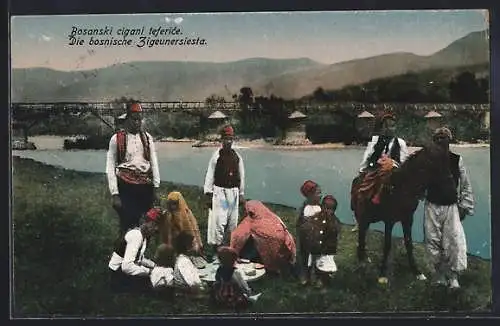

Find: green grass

[12,156,492,317]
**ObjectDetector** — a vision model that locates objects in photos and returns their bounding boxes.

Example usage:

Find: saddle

[356,155,396,205]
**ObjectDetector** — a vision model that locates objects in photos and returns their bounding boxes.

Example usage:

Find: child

[172,231,205,292]
[211,246,262,309]
[312,194,341,286]
[149,243,176,290]
[296,180,322,285]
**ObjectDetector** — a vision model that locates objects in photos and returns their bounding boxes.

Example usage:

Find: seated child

[173,231,205,292]
[150,243,176,290]
[211,246,262,309]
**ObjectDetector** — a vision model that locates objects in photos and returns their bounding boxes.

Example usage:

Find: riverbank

[25,135,491,152]
[12,157,492,316]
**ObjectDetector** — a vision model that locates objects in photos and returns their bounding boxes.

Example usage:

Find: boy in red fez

[203,124,246,261]
[295,180,322,285]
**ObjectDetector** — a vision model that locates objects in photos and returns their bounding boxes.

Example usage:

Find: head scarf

[220,125,235,137]
[433,127,453,140]
[145,207,161,223]
[300,180,318,198]
[236,200,296,269]
[161,191,203,250]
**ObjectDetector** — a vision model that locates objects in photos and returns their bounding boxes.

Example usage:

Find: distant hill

[255,30,489,99]
[299,62,489,103]
[11,30,488,102]
[11,58,323,102]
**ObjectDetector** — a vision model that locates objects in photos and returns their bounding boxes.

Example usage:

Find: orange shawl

[160,191,203,252]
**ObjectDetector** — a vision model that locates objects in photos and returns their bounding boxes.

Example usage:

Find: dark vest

[367,136,401,169]
[213,148,241,189]
[426,152,460,205]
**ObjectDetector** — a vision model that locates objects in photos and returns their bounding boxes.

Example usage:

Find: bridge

[11,101,490,145]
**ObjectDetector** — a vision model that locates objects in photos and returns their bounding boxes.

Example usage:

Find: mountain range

[11,29,489,102]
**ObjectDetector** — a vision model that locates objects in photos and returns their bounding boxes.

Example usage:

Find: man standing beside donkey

[106,102,161,234]
[423,127,474,289]
[203,124,246,261]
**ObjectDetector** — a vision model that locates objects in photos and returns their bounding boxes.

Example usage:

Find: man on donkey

[424,127,474,289]
[106,102,161,234]
[351,112,410,231]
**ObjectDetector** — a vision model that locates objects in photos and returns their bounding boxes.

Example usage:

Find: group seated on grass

[107,194,303,308]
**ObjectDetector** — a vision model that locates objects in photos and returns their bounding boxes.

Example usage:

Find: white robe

[203,148,245,246]
[173,254,203,288]
[423,155,474,274]
[150,266,174,289]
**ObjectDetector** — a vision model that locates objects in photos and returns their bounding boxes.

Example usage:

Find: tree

[234,87,255,134]
[313,87,332,102]
[205,94,226,109]
[449,72,483,103]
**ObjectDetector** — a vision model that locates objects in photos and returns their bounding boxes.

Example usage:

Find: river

[12,138,491,259]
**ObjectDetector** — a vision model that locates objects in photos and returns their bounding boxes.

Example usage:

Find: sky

[10,10,489,71]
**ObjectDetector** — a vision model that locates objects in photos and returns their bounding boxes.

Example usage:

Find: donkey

[351,143,449,284]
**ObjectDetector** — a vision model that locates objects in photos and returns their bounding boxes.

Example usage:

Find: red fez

[221,125,235,137]
[217,246,238,267]
[322,195,338,209]
[145,207,161,223]
[300,180,318,197]
[129,102,143,113]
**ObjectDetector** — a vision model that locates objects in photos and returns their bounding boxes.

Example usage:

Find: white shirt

[359,135,409,173]
[173,254,203,288]
[106,131,161,195]
[107,228,156,276]
[303,204,322,218]
[150,266,174,289]
[203,147,245,196]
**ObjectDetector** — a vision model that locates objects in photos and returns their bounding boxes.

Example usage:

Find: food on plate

[254,263,265,269]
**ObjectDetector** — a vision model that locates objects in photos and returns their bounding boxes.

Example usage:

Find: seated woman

[230,200,296,276]
[160,191,204,262]
[172,231,205,293]
[211,246,262,309]
[149,243,176,291]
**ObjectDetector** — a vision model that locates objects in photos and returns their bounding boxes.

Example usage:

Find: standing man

[351,112,409,231]
[106,102,161,234]
[423,127,474,289]
[203,125,246,260]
